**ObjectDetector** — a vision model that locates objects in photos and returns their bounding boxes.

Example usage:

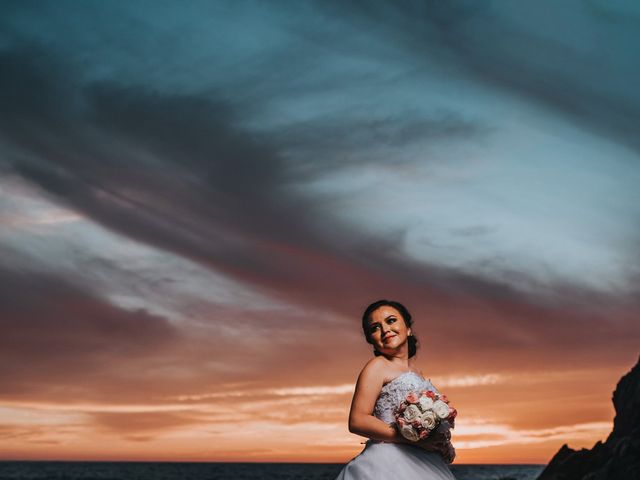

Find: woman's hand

[414,421,455,463]
[392,420,455,463]
[416,436,455,464]
[441,442,456,464]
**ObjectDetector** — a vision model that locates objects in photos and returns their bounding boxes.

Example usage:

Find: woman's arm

[347,361,455,457]
[348,360,406,442]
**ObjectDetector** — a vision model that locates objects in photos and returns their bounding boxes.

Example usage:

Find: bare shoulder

[359,356,385,376]
[350,357,388,415]
[356,357,387,387]
[365,355,388,370]
[348,358,388,421]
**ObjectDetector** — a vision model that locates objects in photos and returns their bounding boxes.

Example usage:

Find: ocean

[0,462,545,480]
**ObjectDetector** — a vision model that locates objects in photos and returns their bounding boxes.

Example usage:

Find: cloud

[0,262,182,400]
[318,0,640,153]
[0,6,638,429]
[436,374,503,387]
[455,420,612,450]
[0,44,484,311]
[90,411,203,440]
[1,3,639,464]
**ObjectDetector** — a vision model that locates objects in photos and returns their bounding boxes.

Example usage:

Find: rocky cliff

[537,355,640,480]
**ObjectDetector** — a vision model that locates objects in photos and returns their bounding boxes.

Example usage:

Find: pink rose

[425,391,436,400]
[419,429,430,439]
[406,392,419,403]
[397,417,406,427]
[440,394,449,404]
[447,407,457,420]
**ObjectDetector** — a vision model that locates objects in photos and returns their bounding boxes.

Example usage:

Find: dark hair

[361,299,418,358]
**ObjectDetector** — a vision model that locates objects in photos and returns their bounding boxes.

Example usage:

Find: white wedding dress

[335,371,457,479]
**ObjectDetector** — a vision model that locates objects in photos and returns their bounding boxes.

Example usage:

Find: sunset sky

[1,0,639,465]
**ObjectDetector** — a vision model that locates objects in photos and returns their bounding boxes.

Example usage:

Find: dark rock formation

[537,355,640,480]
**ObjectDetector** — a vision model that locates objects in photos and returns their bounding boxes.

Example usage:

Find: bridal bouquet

[394,389,457,442]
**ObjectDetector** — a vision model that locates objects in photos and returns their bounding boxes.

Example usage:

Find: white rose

[403,404,421,422]
[420,410,437,430]
[419,396,434,411]
[433,399,450,419]
[400,424,420,442]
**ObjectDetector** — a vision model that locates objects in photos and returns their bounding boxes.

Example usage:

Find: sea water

[0,461,545,480]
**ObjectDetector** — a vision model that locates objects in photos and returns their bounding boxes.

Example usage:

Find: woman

[335,299,457,479]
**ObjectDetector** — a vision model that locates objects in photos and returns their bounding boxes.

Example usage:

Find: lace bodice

[337,371,456,479]
[374,371,440,425]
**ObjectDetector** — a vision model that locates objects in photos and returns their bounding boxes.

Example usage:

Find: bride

[335,299,457,479]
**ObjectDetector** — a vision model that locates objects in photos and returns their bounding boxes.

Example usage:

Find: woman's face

[366,305,411,355]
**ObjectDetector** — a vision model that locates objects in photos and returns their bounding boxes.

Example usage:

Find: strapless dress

[335,371,456,479]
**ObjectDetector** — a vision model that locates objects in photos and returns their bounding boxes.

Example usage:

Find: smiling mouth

[383,334,397,341]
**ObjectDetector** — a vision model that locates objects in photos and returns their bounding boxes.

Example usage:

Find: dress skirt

[335,439,456,479]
